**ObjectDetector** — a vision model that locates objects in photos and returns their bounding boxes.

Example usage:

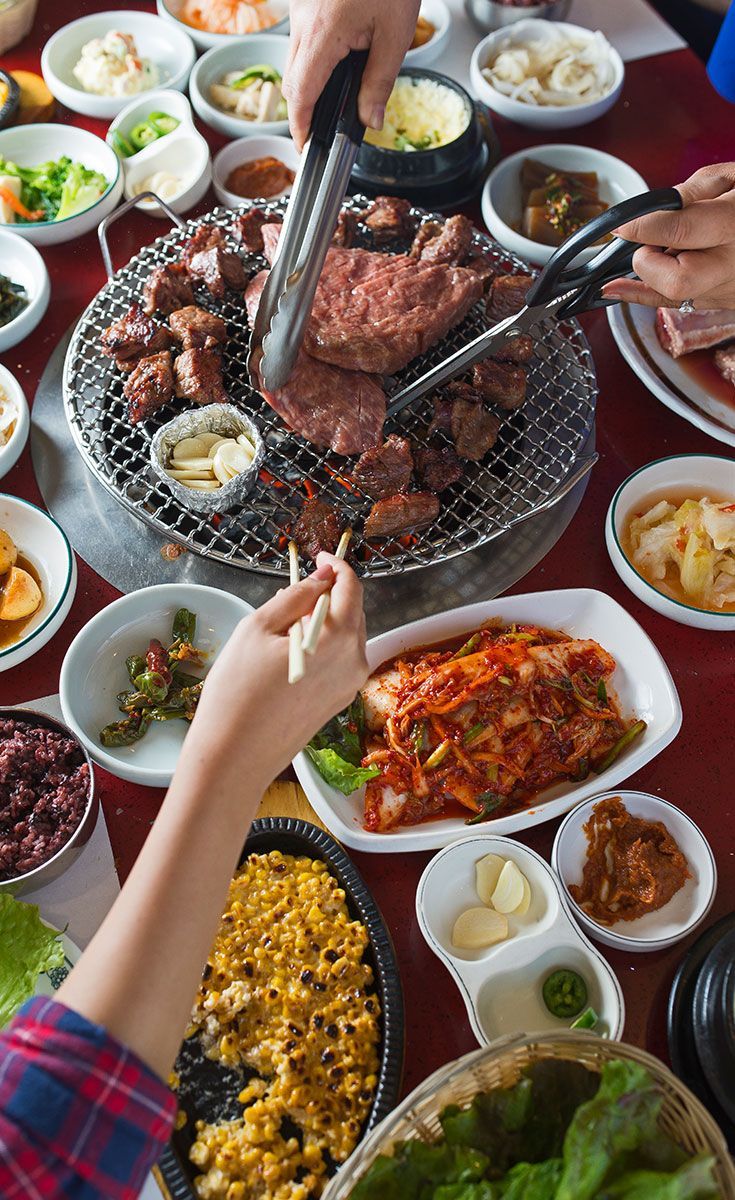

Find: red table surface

[2,0,735,1099]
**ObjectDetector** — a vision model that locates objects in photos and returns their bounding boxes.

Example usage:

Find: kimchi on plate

[358,624,644,833]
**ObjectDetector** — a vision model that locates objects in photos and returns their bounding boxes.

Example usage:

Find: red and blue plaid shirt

[0,997,177,1200]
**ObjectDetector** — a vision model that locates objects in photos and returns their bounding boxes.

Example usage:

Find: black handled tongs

[248,49,368,393]
[387,187,684,418]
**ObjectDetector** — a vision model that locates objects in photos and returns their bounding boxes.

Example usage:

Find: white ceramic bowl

[0,125,122,246]
[552,790,717,952]
[60,584,253,788]
[481,144,647,266]
[0,364,29,481]
[41,10,196,120]
[417,834,625,1043]
[404,0,452,67]
[190,36,291,139]
[470,20,624,129]
[108,90,211,217]
[605,454,735,632]
[0,231,50,352]
[293,588,683,852]
[0,494,77,673]
[156,0,289,52]
[213,135,300,207]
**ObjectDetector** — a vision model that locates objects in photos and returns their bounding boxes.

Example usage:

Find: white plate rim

[0,494,75,661]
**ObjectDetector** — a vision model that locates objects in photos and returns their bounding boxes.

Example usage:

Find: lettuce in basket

[0,893,65,1029]
[306,694,380,796]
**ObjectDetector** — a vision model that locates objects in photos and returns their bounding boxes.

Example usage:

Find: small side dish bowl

[0,124,122,246]
[0,363,30,480]
[59,584,253,789]
[212,135,300,207]
[0,493,77,673]
[404,0,451,67]
[108,90,211,217]
[464,0,571,34]
[0,709,98,896]
[470,20,624,129]
[351,68,490,209]
[553,790,717,952]
[481,145,647,265]
[189,36,291,140]
[157,0,289,53]
[150,403,264,514]
[41,10,196,120]
[605,454,735,631]
[0,230,50,352]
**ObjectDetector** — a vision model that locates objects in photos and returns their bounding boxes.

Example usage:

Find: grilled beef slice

[123,351,174,424]
[142,263,194,316]
[169,305,228,351]
[472,359,527,411]
[486,274,533,323]
[363,195,415,244]
[418,215,474,266]
[451,399,501,461]
[292,498,343,562]
[353,435,413,499]
[231,208,269,253]
[364,492,440,538]
[414,446,463,493]
[655,306,735,358]
[173,347,228,405]
[100,304,172,371]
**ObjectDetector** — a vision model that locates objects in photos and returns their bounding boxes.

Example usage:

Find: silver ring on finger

[679,298,696,314]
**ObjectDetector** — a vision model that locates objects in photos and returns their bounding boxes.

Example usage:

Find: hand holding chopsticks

[288,529,352,682]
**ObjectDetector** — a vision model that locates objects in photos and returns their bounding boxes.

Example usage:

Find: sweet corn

[184,851,381,1200]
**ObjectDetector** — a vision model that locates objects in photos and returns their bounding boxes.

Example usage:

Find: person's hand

[602,164,735,310]
[180,555,368,789]
[283,0,420,150]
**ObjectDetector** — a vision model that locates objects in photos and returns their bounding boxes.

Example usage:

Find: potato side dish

[185,850,381,1200]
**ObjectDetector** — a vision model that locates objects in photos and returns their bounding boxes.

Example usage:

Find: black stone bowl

[350,68,492,211]
[0,70,20,131]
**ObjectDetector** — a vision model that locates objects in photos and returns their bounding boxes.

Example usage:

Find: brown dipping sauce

[569,796,690,925]
[225,156,295,200]
[0,554,43,651]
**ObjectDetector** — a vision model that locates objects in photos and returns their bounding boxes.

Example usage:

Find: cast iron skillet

[158,817,405,1198]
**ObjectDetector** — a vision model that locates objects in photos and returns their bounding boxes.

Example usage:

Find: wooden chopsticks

[288,529,352,683]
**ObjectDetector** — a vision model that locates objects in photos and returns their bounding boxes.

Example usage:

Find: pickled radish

[476,853,505,905]
[452,906,508,949]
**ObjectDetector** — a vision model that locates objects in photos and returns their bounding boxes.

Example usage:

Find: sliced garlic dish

[515,875,532,916]
[452,906,509,950]
[165,429,257,491]
[476,853,505,905]
[491,860,527,914]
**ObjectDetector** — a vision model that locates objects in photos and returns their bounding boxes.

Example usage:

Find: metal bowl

[465,0,570,33]
[0,708,98,896]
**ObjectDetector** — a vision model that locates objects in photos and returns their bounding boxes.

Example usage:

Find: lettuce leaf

[0,894,65,1029]
[307,693,379,795]
[55,161,108,221]
[305,746,379,795]
[595,1156,719,1199]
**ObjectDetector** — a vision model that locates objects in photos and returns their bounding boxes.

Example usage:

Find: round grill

[63,196,597,579]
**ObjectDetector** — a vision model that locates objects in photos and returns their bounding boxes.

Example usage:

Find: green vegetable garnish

[571,1006,598,1030]
[542,969,588,1019]
[594,720,647,774]
[171,607,197,647]
[111,129,135,158]
[306,693,380,796]
[133,670,169,704]
[130,120,159,150]
[425,739,451,770]
[452,633,481,659]
[0,895,65,1029]
[230,64,282,88]
[0,155,109,223]
[465,791,503,825]
[147,111,180,135]
[463,722,485,745]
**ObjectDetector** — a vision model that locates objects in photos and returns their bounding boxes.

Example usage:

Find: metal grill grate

[63,196,597,579]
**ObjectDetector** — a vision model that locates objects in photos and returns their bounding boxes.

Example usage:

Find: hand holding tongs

[387,187,684,418]
[249,50,368,394]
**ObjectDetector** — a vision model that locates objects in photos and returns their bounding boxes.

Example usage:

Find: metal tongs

[249,49,368,393]
[387,187,684,418]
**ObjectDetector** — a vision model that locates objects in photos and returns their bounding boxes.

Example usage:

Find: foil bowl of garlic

[150,402,264,515]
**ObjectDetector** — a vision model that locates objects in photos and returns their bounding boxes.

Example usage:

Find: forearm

[57,742,270,1079]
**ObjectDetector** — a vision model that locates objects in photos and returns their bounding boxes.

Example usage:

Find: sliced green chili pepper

[130,121,159,150]
[542,969,588,1018]
[463,721,485,745]
[571,1006,599,1030]
[111,129,135,158]
[100,712,151,747]
[147,111,180,135]
[594,720,647,774]
[126,654,146,684]
[171,607,197,645]
[133,670,169,704]
[452,633,480,660]
[425,739,451,770]
[230,64,282,88]
[465,791,503,825]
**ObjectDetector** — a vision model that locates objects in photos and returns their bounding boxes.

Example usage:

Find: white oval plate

[293,588,682,852]
[0,495,77,673]
[552,790,717,953]
[417,834,624,1044]
[608,303,735,449]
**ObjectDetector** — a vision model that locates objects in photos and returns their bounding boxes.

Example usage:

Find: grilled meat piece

[123,351,174,424]
[364,492,440,538]
[231,208,269,253]
[429,392,454,435]
[494,334,534,364]
[292,497,343,562]
[486,274,533,323]
[173,347,228,405]
[472,359,527,411]
[414,446,463,493]
[187,245,247,300]
[169,305,228,351]
[333,210,358,248]
[419,215,474,266]
[465,249,498,293]
[100,304,172,372]
[409,220,442,258]
[655,306,735,357]
[245,270,386,455]
[451,399,501,461]
[363,195,415,244]
[142,263,194,316]
[715,343,735,384]
[181,225,227,265]
[260,223,483,376]
[353,434,413,499]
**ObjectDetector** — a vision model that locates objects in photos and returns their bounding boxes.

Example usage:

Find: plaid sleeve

[0,996,177,1200]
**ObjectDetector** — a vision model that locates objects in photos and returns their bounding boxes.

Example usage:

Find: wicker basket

[322,1032,735,1199]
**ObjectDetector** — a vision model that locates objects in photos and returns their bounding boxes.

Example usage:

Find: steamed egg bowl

[365,74,470,152]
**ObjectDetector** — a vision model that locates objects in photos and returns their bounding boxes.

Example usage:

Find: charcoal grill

[62,195,597,580]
